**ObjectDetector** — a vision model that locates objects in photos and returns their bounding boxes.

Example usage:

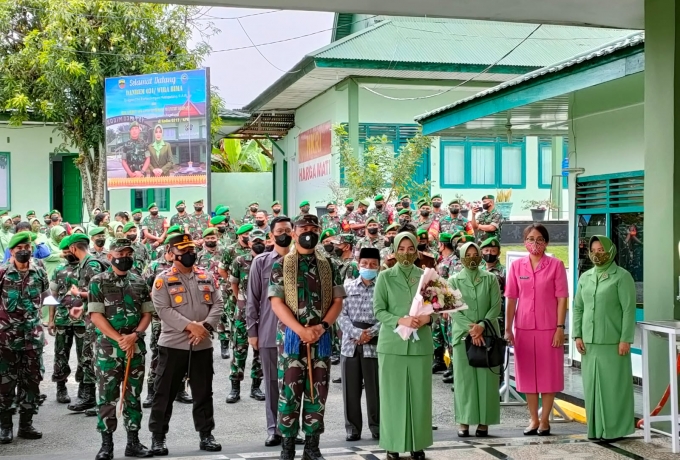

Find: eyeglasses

[273,228,292,236]
[525,238,546,244]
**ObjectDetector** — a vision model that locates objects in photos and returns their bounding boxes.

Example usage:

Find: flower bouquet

[395,267,468,341]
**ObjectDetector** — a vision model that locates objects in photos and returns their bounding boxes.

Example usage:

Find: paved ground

[0,337,663,460]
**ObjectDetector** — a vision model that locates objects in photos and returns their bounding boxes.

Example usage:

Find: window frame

[538,141,569,189]
[0,152,10,212]
[129,188,171,212]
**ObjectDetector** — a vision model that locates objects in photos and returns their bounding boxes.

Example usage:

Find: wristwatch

[556,324,566,329]
[321,321,330,331]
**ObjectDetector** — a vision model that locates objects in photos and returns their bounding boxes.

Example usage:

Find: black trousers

[341,347,379,437]
[149,346,215,434]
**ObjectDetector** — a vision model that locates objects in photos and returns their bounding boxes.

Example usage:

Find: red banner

[298,122,332,164]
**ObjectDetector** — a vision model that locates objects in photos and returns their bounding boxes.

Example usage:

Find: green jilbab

[573,235,636,440]
[373,232,433,453]
[448,242,502,427]
[43,225,66,278]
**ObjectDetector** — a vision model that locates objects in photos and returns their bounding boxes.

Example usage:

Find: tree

[211,139,273,173]
[331,124,432,203]
[0,0,218,214]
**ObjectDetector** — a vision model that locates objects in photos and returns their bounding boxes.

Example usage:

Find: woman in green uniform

[449,242,501,437]
[148,124,174,176]
[573,235,636,441]
[373,232,433,460]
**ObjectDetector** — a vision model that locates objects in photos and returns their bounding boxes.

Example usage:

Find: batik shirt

[338,277,380,358]
[437,252,458,280]
[439,215,472,235]
[475,209,503,242]
[50,261,85,327]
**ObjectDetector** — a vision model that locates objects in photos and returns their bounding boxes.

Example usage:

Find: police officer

[149,233,223,455]
[89,238,154,460]
[122,121,150,178]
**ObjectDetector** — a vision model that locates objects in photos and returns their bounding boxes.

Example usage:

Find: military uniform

[368,207,392,228]
[242,213,257,225]
[192,213,210,235]
[348,211,369,239]
[416,216,434,232]
[122,138,149,174]
[141,258,173,390]
[319,214,342,234]
[218,242,250,347]
[170,213,197,236]
[439,215,472,235]
[90,247,109,262]
[475,209,503,242]
[354,236,385,257]
[130,241,150,277]
[141,214,166,259]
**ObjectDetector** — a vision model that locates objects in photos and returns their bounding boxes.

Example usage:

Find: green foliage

[332,124,432,203]
[521,199,556,210]
[211,139,272,173]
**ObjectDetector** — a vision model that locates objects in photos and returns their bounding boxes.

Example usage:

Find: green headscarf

[49,225,66,246]
[393,232,418,269]
[459,241,482,277]
[152,124,165,153]
[589,235,617,273]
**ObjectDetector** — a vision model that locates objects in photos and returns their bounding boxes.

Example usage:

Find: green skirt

[452,343,500,426]
[378,353,433,453]
[581,343,635,439]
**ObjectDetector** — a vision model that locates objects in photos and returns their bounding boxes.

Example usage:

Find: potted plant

[494,189,513,220]
[454,194,470,218]
[522,199,555,221]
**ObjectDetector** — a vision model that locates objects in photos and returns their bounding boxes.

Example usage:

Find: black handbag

[464,319,507,373]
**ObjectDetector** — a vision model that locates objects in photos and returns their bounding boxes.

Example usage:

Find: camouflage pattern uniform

[90,248,109,263]
[354,235,385,258]
[0,262,49,415]
[319,214,342,234]
[229,253,262,381]
[218,243,250,343]
[141,214,166,259]
[75,255,106,387]
[170,213,198,237]
[130,241,149,277]
[241,213,257,225]
[221,219,239,245]
[481,261,506,330]
[475,209,504,242]
[122,137,149,174]
[142,258,173,386]
[435,252,458,360]
[268,253,345,437]
[88,266,154,434]
[347,211,369,239]
[432,209,446,222]
[192,212,211,236]
[416,216,434,232]
[439,215,472,235]
[368,207,392,228]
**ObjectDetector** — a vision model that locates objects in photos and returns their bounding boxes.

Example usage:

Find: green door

[62,156,83,224]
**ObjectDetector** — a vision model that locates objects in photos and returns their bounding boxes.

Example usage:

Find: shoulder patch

[168,276,179,282]
[155,279,163,290]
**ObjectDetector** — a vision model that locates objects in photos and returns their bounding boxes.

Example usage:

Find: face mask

[175,252,197,268]
[327,208,335,214]
[94,238,106,248]
[194,207,203,212]
[334,247,344,257]
[241,236,250,245]
[217,227,226,234]
[205,240,217,248]
[14,250,31,263]
[387,236,395,245]
[482,203,491,210]
[589,251,611,266]
[250,207,258,213]
[359,208,367,215]
[420,210,430,217]
[150,211,158,216]
[368,227,379,235]
[51,216,60,223]
[359,268,378,280]
[483,254,498,264]
[433,202,442,208]
[525,241,546,256]
[301,207,310,214]
[462,255,482,270]
[449,207,459,215]
[272,208,281,215]
[265,245,275,252]
[323,243,335,254]
[127,234,137,242]
[401,201,410,208]
[252,242,266,254]
[44,220,51,225]
[395,252,417,266]
[133,216,142,222]
[65,254,79,264]
[376,204,383,210]
[275,234,292,248]
[177,207,185,213]
[417,243,427,251]
[298,231,319,250]
[111,256,134,272]
[346,206,354,212]
[255,220,266,227]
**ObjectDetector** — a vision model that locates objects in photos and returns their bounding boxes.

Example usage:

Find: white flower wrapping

[394,268,468,341]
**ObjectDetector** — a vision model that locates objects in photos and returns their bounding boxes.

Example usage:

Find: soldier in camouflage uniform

[48,236,86,405]
[379,223,399,269]
[470,194,504,243]
[88,238,154,460]
[297,200,311,219]
[141,203,167,260]
[242,201,260,225]
[348,199,370,239]
[353,217,385,259]
[89,227,109,262]
[192,199,211,237]
[397,208,413,227]
[340,198,354,234]
[121,121,150,178]
[227,229,266,403]
[268,214,346,460]
[327,232,357,371]
[319,202,342,235]
[123,222,149,277]
[269,200,285,220]
[368,194,393,228]
[214,207,238,243]
[434,233,459,381]
[439,199,473,235]
[197,227,228,358]
[170,200,198,237]
[0,232,50,444]
[479,237,506,331]
[431,194,446,221]
[416,199,434,232]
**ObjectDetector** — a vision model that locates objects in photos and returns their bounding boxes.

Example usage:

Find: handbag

[464,319,507,373]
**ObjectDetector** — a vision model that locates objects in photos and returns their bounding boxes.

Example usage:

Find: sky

[191,8,335,110]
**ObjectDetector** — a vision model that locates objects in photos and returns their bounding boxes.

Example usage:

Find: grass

[501,244,569,268]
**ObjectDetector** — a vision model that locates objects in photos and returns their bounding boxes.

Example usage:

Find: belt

[118,326,137,334]
[351,321,378,345]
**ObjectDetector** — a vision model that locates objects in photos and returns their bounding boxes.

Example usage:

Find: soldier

[132,209,143,229]
[320,228,338,258]
[192,199,210,235]
[368,194,392,228]
[214,206,238,243]
[379,223,399,270]
[254,210,271,235]
[0,232,50,444]
[48,236,86,405]
[437,233,458,280]
[397,209,412,226]
[90,227,109,261]
[149,233,223,456]
[348,200,370,239]
[470,194,504,242]
[436,232,457,384]
[209,216,230,249]
[227,229,267,403]
[479,237,506,331]
[415,229,437,270]
[431,194,446,221]
[88,238,154,460]
[319,202,342,235]
[141,203,167,259]
[416,199,434,232]
[243,201,260,224]
[123,222,149,277]
[439,199,473,235]
[399,194,413,210]
[450,234,476,276]
[197,227,228,358]
[25,210,35,220]
[270,201,285,219]
[298,200,311,218]
[354,217,385,259]
[170,200,197,235]
[268,214,346,460]
[121,121,150,178]
[39,213,50,235]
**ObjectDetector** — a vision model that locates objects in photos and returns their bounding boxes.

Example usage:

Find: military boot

[84,408,98,417]
[279,436,296,460]
[142,383,155,409]
[56,381,71,404]
[0,411,13,444]
[226,380,240,404]
[95,432,114,460]
[250,379,266,401]
[125,430,153,458]
[175,383,193,404]
[199,431,222,451]
[431,348,447,374]
[77,382,84,400]
[68,383,96,411]
[220,339,230,359]
[302,435,325,460]
[151,432,169,456]
[16,413,42,440]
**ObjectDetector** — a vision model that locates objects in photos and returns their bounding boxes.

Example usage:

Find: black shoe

[431,348,447,374]
[475,429,488,438]
[265,434,282,446]
[199,431,222,451]
[457,429,469,438]
[77,382,84,400]
[411,451,425,460]
[151,432,169,456]
[38,394,47,406]
[68,383,96,411]
[251,379,266,401]
[386,453,399,460]
[0,412,13,444]
[442,367,452,379]
[537,427,551,437]
[220,339,230,359]
[226,381,241,404]
[371,432,379,440]
[96,432,114,460]
[125,430,153,457]
[600,437,624,443]
[84,407,98,417]
[345,432,360,441]
[332,376,341,384]
[175,387,193,404]
[280,437,297,460]
[56,381,71,404]
[16,413,41,440]
[142,383,155,409]
[523,425,539,436]
[295,435,305,445]
[302,434,324,460]
[442,373,453,383]
[330,355,340,365]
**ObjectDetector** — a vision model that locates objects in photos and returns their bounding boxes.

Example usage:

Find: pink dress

[505,255,569,394]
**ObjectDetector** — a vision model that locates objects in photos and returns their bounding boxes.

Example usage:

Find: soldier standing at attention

[197,227,229,358]
[149,233,223,456]
[192,199,210,236]
[416,200,434,232]
[170,200,196,236]
[320,202,342,235]
[439,200,473,235]
[470,195,504,242]
[0,232,50,444]
[368,195,392,228]
[270,201,285,219]
[122,121,150,178]
[431,194,445,221]
[226,229,267,403]
[214,206,238,243]
[124,222,149,277]
[298,201,311,218]
[88,239,154,460]
[354,218,385,258]
[141,203,167,260]
[268,214,346,460]
[90,227,109,262]
[243,201,260,224]
[348,200,370,239]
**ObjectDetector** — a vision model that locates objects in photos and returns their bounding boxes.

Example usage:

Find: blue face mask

[359,268,378,281]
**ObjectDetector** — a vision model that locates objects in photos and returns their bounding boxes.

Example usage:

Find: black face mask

[194,207,203,212]
[449,207,459,215]
[205,241,218,248]
[359,208,367,215]
[420,210,430,217]
[250,207,258,213]
[367,227,379,235]
[326,208,335,214]
[44,220,51,225]
[417,243,427,251]
[66,254,79,264]
[272,208,281,215]
[265,245,275,252]
[483,254,499,264]
[175,252,197,268]
[177,207,185,213]
[346,206,354,212]
[255,220,266,227]
[15,250,31,263]
[111,256,134,272]
[401,200,410,208]
[127,234,137,242]
[387,236,395,245]
[133,216,142,222]
[252,243,266,254]
[217,227,226,234]
[241,236,250,245]
[433,202,442,208]
[275,234,292,248]
[51,216,60,223]
[482,203,491,210]
[94,238,106,248]
[150,211,159,216]
[376,204,383,210]
[298,231,319,250]
[323,243,335,254]
[334,247,344,257]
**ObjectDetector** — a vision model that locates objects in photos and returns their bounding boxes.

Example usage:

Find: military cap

[203,227,217,238]
[250,229,266,241]
[71,226,85,234]
[11,213,20,219]
[326,201,335,207]
[43,213,50,218]
[89,227,107,237]
[129,121,139,129]
[294,214,320,228]
[249,201,259,206]
[132,209,143,215]
[448,199,461,206]
[194,199,204,204]
[358,199,370,207]
[165,233,195,249]
[384,223,400,233]
[344,198,354,205]
[50,209,61,216]
[109,238,134,252]
[359,247,380,261]
[210,216,226,226]
[482,195,495,201]
[236,223,254,235]
[374,194,384,201]
[215,205,229,215]
[398,209,412,216]
[122,222,136,233]
[338,233,355,245]
[416,228,428,237]
[299,200,310,208]
[272,201,280,206]
[320,228,337,241]
[458,235,475,243]
[166,224,182,235]
[439,232,453,243]
[365,217,378,226]
[480,236,501,249]
[8,232,32,249]
[147,202,158,211]
[59,235,72,250]
[68,233,91,246]
[26,210,35,216]
[175,200,185,207]
[432,194,442,200]
[398,194,410,201]
[452,230,466,239]
[418,199,430,208]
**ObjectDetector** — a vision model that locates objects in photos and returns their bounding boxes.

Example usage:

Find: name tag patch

[520,276,530,280]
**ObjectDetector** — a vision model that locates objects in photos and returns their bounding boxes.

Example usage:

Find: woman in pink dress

[504,224,568,436]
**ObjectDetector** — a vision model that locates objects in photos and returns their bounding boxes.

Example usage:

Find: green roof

[331,13,355,42]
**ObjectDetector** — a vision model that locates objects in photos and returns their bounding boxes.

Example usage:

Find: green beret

[194,199,204,204]
[272,201,280,206]
[418,200,430,208]
[132,209,143,215]
[398,209,411,216]
[299,200,310,208]
[358,199,370,207]
[203,227,217,238]
[482,195,495,201]
[236,224,253,236]
[338,233,355,245]
[59,235,72,250]
[448,199,460,206]
[458,235,475,243]
[320,228,337,241]
[43,213,50,218]
[344,198,354,206]
[250,229,267,241]
[398,194,410,201]
[365,217,378,225]
[384,223,400,233]
[109,238,133,252]
[432,194,442,200]
[439,232,453,243]
[122,222,136,233]
[249,201,259,206]
[68,233,90,246]
[175,200,185,207]
[416,228,427,237]
[11,213,20,219]
[210,216,226,226]
[50,209,60,216]
[89,227,107,237]
[26,210,35,216]
[374,195,384,201]
[215,205,229,215]
[147,202,158,211]
[326,201,335,207]
[480,236,501,249]
[166,224,182,236]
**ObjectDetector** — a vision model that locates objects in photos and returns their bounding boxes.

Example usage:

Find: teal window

[538,141,568,189]
[440,138,526,189]
[0,152,9,211]
[130,188,170,211]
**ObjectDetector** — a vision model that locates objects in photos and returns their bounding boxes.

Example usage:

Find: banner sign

[104,69,209,189]
[298,122,332,183]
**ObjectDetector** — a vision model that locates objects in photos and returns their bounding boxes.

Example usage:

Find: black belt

[352,321,378,345]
